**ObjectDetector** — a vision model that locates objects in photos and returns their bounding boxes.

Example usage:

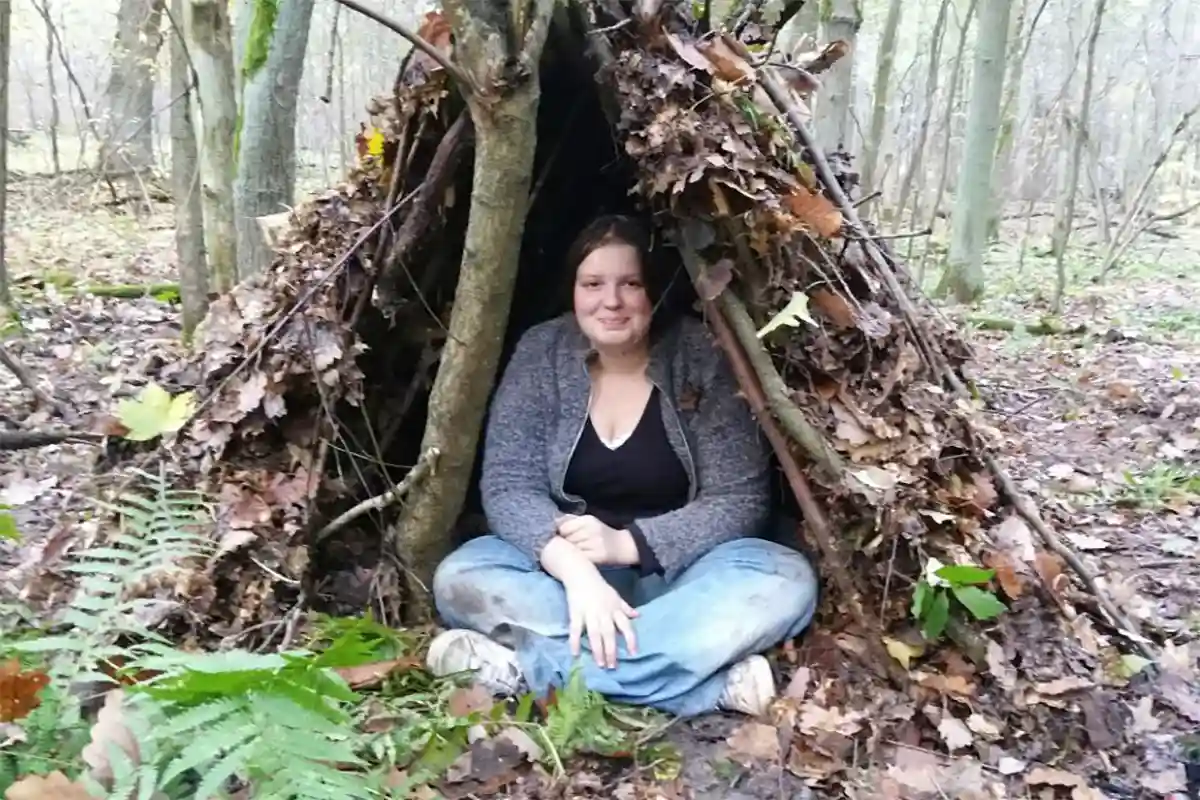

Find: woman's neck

[593,344,650,375]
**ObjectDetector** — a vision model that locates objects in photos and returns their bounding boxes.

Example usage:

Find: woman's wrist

[540,535,601,583]
[609,528,641,566]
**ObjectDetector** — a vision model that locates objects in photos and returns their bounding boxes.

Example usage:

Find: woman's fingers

[613,609,637,657]
[568,605,583,658]
[585,612,608,668]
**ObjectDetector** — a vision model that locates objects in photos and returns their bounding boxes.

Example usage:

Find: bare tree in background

[814,0,861,152]
[186,0,237,293]
[937,0,1013,302]
[861,0,903,193]
[170,0,207,340]
[98,0,165,179]
[234,0,317,278]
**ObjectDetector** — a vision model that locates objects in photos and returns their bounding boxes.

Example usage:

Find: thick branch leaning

[331,0,474,93]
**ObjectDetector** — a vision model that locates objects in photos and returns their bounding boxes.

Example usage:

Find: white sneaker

[717,655,777,716]
[425,629,525,696]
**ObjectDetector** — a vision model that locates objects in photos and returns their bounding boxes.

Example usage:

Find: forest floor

[1,171,1198,798]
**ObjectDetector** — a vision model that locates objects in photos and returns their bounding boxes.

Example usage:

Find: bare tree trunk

[170,0,207,341]
[917,0,978,284]
[813,0,861,152]
[935,0,1012,303]
[1049,0,1105,312]
[861,0,902,193]
[186,0,238,293]
[0,0,10,308]
[396,0,555,611]
[39,0,60,175]
[99,0,165,178]
[895,0,949,233]
[234,0,316,279]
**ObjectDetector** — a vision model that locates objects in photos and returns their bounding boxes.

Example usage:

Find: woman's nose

[601,286,622,307]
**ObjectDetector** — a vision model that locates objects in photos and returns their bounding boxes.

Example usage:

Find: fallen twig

[754,63,1157,660]
[965,315,1088,336]
[0,341,67,416]
[331,0,474,93]
[316,447,439,542]
[0,428,103,450]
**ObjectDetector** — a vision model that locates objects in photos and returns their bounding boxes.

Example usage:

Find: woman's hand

[564,570,639,669]
[556,514,639,566]
[538,536,638,669]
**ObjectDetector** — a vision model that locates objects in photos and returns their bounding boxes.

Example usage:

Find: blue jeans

[432,534,818,717]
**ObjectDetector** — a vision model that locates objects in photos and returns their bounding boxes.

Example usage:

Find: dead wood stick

[965,315,1088,336]
[0,342,66,416]
[754,65,1156,658]
[0,428,103,450]
[331,0,474,93]
[675,228,901,686]
[718,293,845,481]
[315,447,439,542]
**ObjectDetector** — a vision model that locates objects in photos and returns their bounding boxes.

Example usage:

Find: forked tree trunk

[233,0,316,279]
[186,0,238,293]
[396,0,554,612]
[98,0,165,178]
[170,0,208,341]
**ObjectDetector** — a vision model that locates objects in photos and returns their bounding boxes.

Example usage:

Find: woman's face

[573,242,652,352]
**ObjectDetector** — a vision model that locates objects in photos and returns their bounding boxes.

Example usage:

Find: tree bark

[99,0,165,178]
[894,0,948,235]
[1049,0,1105,312]
[935,0,1012,303]
[233,0,317,279]
[813,0,860,152]
[171,0,208,342]
[860,0,902,193]
[0,0,9,309]
[186,0,238,294]
[395,0,554,613]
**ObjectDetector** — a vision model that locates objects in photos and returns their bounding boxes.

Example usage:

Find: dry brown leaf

[1026,766,1087,788]
[985,551,1026,599]
[1128,695,1160,734]
[993,515,1036,562]
[333,657,421,690]
[697,35,755,83]
[664,32,712,73]
[784,665,811,700]
[937,717,973,751]
[985,639,1017,691]
[1034,551,1069,600]
[726,720,781,763]
[696,259,734,301]
[810,288,856,328]
[1033,676,1094,696]
[0,660,49,723]
[448,683,495,718]
[4,770,93,800]
[82,689,141,787]
[783,189,843,238]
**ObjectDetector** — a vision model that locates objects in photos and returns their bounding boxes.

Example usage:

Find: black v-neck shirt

[562,387,690,574]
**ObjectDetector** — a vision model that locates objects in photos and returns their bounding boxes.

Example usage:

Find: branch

[316,447,439,542]
[0,342,66,416]
[0,428,102,450]
[753,62,1157,660]
[717,291,846,481]
[331,0,475,93]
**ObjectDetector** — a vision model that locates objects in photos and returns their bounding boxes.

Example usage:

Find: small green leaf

[756,291,818,338]
[0,507,18,542]
[911,580,931,620]
[951,586,1007,620]
[935,564,995,586]
[115,382,196,441]
[921,591,950,640]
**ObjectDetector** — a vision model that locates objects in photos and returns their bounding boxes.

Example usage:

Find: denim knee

[702,538,819,633]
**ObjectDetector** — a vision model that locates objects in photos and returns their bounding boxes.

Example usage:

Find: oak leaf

[783,189,843,238]
[697,35,755,83]
[0,660,49,722]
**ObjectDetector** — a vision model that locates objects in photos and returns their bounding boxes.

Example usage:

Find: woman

[426,215,818,718]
